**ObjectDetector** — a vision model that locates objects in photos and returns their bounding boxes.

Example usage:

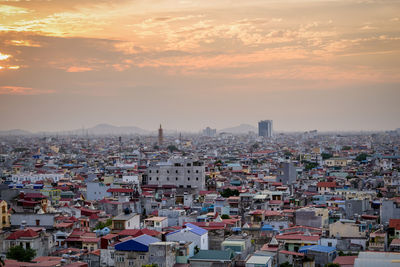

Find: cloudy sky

[0,0,399,132]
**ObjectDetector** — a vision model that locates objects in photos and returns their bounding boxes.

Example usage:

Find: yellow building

[41,188,61,205]
[325,158,348,167]
[329,220,366,238]
[0,200,10,229]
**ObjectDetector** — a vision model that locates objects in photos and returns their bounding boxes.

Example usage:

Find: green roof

[190,249,235,261]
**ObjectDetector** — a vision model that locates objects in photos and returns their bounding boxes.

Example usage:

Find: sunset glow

[0,0,399,132]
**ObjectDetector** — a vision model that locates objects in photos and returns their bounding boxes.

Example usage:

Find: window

[196,170,199,173]
[110,253,114,259]
[129,260,134,266]
[139,255,145,260]
[156,177,159,181]
[176,170,178,174]
[149,170,152,173]
[149,177,152,181]
[156,170,159,173]
[167,170,169,174]
[167,177,169,181]
[187,170,190,173]
[188,177,190,181]
[36,219,40,226]
[176,177,178,181]
[196,177,199,181]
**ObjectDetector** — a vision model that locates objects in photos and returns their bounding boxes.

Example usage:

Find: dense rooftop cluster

[0,130,399,267]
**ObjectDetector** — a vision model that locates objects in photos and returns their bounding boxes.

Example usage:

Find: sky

[0,0,399,132]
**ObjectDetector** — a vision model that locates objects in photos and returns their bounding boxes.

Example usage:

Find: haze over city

[0,0,399,132]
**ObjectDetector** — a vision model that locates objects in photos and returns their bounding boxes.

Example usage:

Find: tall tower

[158,124,163,146]
[258,120,273,138]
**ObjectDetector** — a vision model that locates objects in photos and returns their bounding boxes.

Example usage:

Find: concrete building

[114,234,160,267]
[166,223,209,250]
[3,228,54,257]
[380,199,400,225]
[299,245,337,267]
[144,217,168,231]
[277,162,297,185]
[112,213,140,231]
[295,207,329,228]
[86,182,111,201]
[148,242,177,267]
[146,157,205,190]
[344,199,370,220]
[10,213,56,229]
[258,120,273,138]
[158,208,186,227]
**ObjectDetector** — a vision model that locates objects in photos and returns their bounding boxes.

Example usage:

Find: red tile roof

[107,188,133,193]
[317,182,337,188]
[279,250,305,256]
[118,228,160,237]
[333,255,357,266]
[7,229,39,240]
[276,234,320,242]
[389,219,400,230]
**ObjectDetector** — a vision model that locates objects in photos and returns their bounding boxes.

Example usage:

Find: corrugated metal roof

[299,245,336,253]
[114,239,149,252]
[132,234,160,246]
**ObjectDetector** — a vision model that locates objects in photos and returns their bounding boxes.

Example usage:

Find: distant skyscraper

[158,124,163,146]
[202,127,217,137]
[258,120,273,138]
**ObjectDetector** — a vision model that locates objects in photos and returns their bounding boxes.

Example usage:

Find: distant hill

[75,123,150,135]
[0,124,150,136]
[220,124,257,134]
[0,129,32,136]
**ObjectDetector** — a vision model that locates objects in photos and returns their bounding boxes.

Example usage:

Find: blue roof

[167,223,208,237]
[261,224,274,231]
[115,239,149,252]
[232,227,241,232]
[133,234,160,246]
[299,245,336,253]
[186,223,208,235]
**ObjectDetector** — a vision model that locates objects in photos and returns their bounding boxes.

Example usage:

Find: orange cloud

[7,39,41,47]
[0,86,54,95]
[0,53,11,61]
[66,66,93,72]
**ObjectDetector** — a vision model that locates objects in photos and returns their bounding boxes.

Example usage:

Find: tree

[221,214,230,219]
[6,246,36,262]
[94,218,112,230]
[342,146,352,150]
[325,264,340,267]
[321,153,333,160]
[304,162,318,171]
[220,188,239,198]
[280,262,293,267]
[355,153,368,162]
[167,145,179,152]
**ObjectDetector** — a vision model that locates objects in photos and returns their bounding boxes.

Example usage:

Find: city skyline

[0,0,399,132]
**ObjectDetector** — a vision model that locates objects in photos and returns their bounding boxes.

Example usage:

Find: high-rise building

[258,120,273,137]
[202,127,217,137]
[158,124,163,146]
